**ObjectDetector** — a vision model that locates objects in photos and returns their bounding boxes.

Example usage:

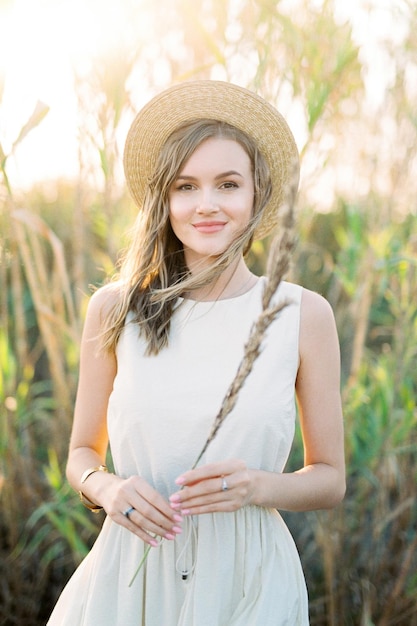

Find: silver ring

[123,506,135,518]
[221,477,228,491]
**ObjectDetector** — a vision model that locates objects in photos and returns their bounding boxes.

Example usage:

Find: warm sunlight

[0,0,151,186]
[0,0,410,190]
[2,2,416,623]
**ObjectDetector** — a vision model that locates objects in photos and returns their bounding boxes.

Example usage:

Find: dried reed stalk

[129,161,298,587]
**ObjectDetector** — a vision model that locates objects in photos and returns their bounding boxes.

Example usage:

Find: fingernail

[181,509,191,515]
[170,494,181,502]
[150,539,159,547]
[165,533,175,540]
[172,526,182,534]
[170,501,181,510]
[173,514,183,522]
[175,476,185,485]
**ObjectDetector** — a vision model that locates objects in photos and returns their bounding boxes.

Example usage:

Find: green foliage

[1,0,416,624]
[17,448,100,568]
[287,218,417,622]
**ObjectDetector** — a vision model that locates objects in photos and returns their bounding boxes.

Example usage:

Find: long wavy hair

[100,119,272,355]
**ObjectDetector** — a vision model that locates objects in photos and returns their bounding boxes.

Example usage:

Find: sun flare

[0,0,149,187]
[0,0,410,193]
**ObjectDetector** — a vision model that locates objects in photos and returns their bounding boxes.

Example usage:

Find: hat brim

[123,80,299,240]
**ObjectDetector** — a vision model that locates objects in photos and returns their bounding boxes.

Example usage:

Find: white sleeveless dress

[47,278,309,625]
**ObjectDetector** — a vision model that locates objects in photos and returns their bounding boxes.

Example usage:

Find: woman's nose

[196,189,219,213]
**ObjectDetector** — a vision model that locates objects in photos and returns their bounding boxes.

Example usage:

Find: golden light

[0,0,411,197]
[0,0,151,187]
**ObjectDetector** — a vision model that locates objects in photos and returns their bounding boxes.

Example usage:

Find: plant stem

[128,544,152,587]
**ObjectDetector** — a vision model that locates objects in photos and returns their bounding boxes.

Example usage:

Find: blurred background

[0,0,416,624]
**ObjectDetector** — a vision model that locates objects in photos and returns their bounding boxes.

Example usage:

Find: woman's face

[168,137,254,270]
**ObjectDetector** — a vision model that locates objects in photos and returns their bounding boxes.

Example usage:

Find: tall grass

[1,1,416,624]
[286,208,417,625]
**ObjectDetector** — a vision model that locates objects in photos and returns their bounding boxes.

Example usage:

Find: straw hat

[123,80,299,240]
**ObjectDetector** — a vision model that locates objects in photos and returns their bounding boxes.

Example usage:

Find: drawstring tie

[175,515,197,580]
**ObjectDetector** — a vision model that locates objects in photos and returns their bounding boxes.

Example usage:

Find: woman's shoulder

[87,281,123,319]
[300,287,335,322]
[298,287,338,351]
[276,281,337,343]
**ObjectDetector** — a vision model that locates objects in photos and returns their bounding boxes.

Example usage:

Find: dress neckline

[178,276,264,305]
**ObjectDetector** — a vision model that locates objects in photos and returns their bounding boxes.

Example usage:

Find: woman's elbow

[326,473,346,509]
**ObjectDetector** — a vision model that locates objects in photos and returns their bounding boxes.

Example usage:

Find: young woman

[47,81,345,625]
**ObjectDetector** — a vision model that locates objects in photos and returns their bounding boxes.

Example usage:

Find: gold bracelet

[78,464,109,513]
[80,464,108,484]
[78,491,104,513]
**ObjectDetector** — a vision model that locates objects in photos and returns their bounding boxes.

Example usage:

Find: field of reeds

[1,1,416,624]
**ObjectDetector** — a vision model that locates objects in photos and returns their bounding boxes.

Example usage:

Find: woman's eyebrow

[215,170,243,180]
[176,170,243,181]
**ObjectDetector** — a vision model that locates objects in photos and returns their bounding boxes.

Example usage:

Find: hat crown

[123,80,299,240]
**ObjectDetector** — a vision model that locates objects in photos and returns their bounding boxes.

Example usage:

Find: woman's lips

[192,221,227,233]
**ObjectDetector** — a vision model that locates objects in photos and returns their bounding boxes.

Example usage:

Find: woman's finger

[104,475,183,541]
[170,465,254,515]
[175,459,245,487]
[121,491,183,537]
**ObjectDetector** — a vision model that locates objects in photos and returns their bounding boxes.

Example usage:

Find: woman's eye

[220,181,238,189]
[177,183,194,191]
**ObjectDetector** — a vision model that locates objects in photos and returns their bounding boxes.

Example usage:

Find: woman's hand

[169,459,255,516]
[99,474,183,547]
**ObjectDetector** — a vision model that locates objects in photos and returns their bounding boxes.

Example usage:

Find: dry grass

[1,1,417,622]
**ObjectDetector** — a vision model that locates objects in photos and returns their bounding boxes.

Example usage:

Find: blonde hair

[101,119,272,355]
